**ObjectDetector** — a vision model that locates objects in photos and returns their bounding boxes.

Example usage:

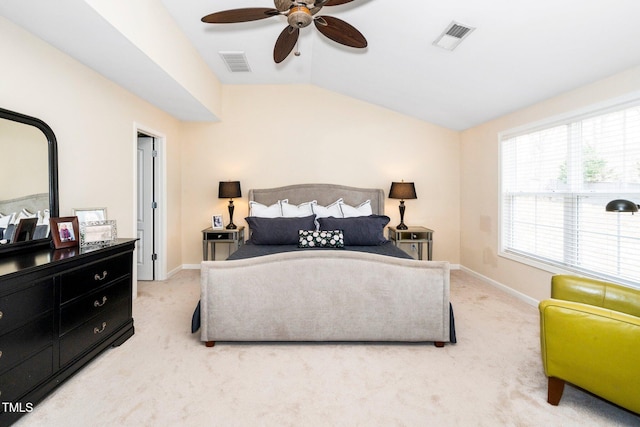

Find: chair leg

[547,377,565,405]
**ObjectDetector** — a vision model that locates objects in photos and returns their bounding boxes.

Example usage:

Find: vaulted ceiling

[2,0,640,130]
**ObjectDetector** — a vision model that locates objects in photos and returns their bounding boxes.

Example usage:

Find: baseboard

[459,265,539,307]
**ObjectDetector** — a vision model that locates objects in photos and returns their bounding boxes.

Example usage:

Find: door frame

[133,122,167,287]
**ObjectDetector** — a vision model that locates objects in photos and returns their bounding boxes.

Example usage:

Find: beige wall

[0,16,185,276]
[0,119,48,200]
[180,85,461,264]
[460,66,640,302]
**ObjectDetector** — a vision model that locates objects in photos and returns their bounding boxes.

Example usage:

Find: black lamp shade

[218,181,242,199]
[606,199,639,213]
[389,182,417,200]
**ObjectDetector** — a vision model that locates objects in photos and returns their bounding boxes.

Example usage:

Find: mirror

[0,107,59,255]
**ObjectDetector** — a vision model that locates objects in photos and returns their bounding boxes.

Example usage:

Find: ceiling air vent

[219,51,251,72]
[433,21,476,51]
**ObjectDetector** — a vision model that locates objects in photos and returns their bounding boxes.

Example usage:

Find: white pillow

[0,212,14,228]
[340,200,373,218]
[249,200,284,217]
[12,210,35,224]
[312,199,343,218]
[38,209,50,226]
[281,200,315,218]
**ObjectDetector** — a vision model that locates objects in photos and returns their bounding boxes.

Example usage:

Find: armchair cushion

[539,275,640,414]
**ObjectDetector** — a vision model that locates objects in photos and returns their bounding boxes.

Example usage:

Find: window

[500,99,640,287]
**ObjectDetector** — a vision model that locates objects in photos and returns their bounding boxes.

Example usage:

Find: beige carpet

[14,270,639,427]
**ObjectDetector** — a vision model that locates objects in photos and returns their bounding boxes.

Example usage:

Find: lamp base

[396,222,408,230]
[225,222,237,230]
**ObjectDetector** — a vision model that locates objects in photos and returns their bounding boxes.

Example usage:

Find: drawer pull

[94,296,108,307]
[0,350,3,359]
[94,271,108,281]
[0,310,3,320]
[94,322,107,334]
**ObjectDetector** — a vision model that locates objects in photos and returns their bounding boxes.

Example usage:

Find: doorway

[137,131,157,281]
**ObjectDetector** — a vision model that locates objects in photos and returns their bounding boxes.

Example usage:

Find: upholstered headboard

[248,184,385,215]
[0,193,49,215]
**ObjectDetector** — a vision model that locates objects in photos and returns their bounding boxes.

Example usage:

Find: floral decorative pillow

[298,230,344,248]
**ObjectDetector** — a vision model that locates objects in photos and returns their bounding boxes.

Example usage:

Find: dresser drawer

[0,313,53,374]
[0,279,53,335]
[59,299,130,367]
[60,278,130,336]
[60,254,130,303]
[0,346,53,404]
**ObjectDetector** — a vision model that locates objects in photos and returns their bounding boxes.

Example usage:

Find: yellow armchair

[539,275,640,414]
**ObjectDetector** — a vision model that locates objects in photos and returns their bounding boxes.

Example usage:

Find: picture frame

[72,207,107,224]
[79,220,117,247]
[14,217,38,242]
[50,216,80,249]
[212,214,223,230]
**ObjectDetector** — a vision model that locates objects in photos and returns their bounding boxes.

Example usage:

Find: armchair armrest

[539,299,640,414]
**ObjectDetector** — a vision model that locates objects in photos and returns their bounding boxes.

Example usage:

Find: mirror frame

[0,107,59,255]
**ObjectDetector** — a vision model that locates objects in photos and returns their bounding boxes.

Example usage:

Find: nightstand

[202,226,245,260]
[387,226,433,260]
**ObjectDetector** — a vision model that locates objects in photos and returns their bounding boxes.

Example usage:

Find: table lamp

[218,181,242,229]
[389,181,417,230]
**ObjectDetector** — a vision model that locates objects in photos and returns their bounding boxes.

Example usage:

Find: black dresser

[0,239,136,426]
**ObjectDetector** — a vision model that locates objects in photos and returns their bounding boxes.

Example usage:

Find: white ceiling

[3,1,640,130]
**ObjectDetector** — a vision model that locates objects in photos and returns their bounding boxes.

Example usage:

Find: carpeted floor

[13,269,640,426]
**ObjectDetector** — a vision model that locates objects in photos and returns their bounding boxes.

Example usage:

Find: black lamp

[218,181,242,229]
[606,199,639,214]
[389,181,417,230]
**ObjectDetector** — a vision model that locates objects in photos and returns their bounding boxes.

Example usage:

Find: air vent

[433,21,476,51]
[219,51,251,72]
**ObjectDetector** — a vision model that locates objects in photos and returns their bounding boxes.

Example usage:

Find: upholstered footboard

[200,250,451,345]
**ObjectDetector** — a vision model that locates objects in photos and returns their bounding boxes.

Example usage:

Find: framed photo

[72,207,107,224]
[80,220,117,247]
[14,217,38,242]
[50,217,80,249]
[212,214,223,230]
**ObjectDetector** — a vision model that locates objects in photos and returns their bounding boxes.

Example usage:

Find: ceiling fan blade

[314,16,367,48]
[201,8,280,24]
[323,0,355,6]
[274,26,300,63]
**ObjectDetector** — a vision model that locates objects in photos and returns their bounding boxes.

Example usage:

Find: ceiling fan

[201,0,367,64]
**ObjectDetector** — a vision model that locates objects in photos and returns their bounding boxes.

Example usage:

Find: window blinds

[500,102,640,287]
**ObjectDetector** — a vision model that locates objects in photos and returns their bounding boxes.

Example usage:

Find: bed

[197,183,455,346]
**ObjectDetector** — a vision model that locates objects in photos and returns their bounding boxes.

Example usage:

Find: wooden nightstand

[387,226,433,260]
[202,226,245,260]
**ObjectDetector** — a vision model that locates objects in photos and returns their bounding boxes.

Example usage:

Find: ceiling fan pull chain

[294,39,301,56]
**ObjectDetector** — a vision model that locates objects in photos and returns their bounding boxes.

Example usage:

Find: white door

[137,135,155,280]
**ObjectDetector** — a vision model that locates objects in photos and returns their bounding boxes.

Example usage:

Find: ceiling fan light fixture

[287,6,313,28]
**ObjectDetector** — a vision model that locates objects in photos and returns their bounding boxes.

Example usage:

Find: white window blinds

[500,101,640,287]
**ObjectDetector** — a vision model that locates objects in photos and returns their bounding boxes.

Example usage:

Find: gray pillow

[246,215,316,245]
[318,215,390,246]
